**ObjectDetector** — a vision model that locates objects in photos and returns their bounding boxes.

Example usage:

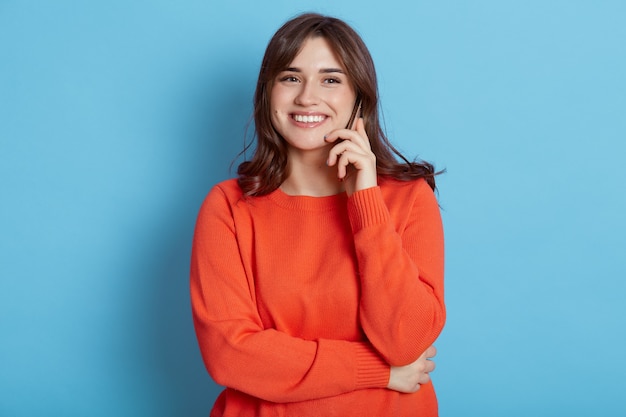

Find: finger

[425,359,436,373]
[355,117,366,136]
[335,147,369,179]
[326,141,362,167]
[335,150,359,179]
[417,372,431,385]
[335,152,347,178]
[325,125,370,150]
[425,345,437,359]
[355,117,371,149]
[324,129,358,144]
[326,144,345,167]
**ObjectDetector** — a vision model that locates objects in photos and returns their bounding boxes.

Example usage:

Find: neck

[280,147,344,197]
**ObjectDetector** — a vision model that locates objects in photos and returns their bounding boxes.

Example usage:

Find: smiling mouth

[292,114,327,123]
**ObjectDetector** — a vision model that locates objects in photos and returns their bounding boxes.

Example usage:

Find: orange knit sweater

[190,177,445,416]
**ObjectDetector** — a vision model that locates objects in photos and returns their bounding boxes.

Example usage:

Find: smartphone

[345,96,362,129]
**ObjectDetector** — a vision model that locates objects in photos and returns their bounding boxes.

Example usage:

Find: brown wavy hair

[237,13,439,196]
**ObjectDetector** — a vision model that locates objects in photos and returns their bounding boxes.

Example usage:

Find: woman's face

[270,36,357,154]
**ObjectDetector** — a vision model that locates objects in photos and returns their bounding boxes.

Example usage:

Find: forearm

[347,182,445,365]
[192,289,390,402]
[356,223,445,365]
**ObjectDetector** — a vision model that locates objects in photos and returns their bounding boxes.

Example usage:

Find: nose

[294,81,320,106]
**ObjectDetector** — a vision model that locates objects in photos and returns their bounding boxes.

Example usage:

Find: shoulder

[378,177,440,219]
[203,178,243,204]
[379,177,436,200]
[211,178,243,197]
[196,178,244,218]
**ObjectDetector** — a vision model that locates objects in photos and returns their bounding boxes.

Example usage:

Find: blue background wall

[1,1,624,416]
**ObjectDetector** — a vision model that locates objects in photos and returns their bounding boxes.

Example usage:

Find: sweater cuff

[347,186,391,232]
[354,343,390,389]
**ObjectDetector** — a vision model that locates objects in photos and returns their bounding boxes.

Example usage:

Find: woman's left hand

[325,117,377,196]
[387,345,437,393]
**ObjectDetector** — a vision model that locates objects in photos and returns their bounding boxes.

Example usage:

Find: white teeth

[294,114,325,123]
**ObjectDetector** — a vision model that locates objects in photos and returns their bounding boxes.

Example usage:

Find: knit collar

[266,187,348,212]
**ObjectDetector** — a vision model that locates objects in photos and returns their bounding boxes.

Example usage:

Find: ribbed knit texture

[191,178,445,417]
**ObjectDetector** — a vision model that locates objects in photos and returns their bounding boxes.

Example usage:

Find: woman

[191,13,445,416]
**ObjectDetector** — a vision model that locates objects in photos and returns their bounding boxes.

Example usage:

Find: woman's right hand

[387,346,437,393]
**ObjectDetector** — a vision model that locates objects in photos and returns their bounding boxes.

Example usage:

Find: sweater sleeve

[347,180,445,366]
[190,185,390,403]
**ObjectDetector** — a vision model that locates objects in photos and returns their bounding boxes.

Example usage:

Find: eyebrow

[284,67,346,74]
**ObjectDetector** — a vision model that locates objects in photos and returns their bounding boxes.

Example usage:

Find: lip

[290,112,328,128]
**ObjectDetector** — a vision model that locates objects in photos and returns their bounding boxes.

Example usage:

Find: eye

[324,77,341,84]
[280,75,300,83]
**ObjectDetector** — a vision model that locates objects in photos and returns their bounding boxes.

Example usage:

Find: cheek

[270,85,287,107]
[335,97,356,120]
[269,108,284,133]
[268,90,281,119]
[332,92,356,111]
[270,105,290,132]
